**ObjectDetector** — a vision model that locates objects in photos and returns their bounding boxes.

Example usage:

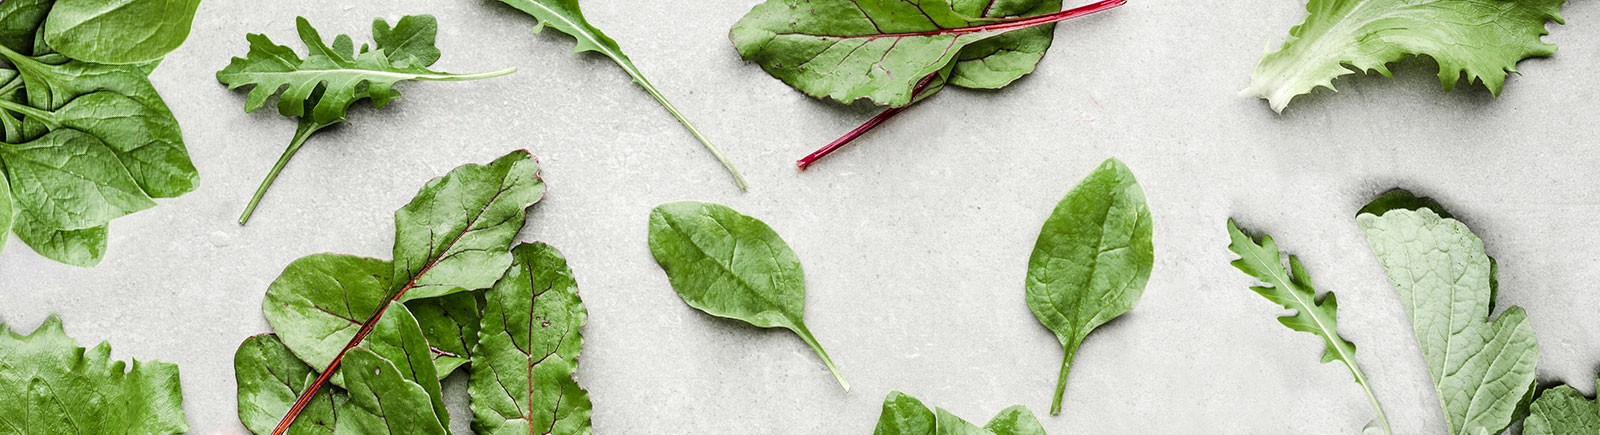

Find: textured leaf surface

[1245,0,1565,112]
[11,210,105,267]
[0,316,188,435]
[1526,379,1600,435]
[648,201,848,389]
[408,292,481,378]
[873,391,1046,435]
[1025,158,1151,414]
[0,174,11,254]
[0,0,51,55]
[235,332,449,435]
[392,150,546,301]
[263,254,393,374]
[0,129,153,230]
[1226,220,1390,433]
[469,243,591,435]
[43,0,200,64]
[1357,194,1539,435]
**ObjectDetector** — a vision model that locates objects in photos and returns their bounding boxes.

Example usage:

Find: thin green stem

[794,323,848,391]
[238,118,330,225]
[613,59,747,192]
[1051,340,1081,415]
[0,97,59,129]
[1349,364,1393,435]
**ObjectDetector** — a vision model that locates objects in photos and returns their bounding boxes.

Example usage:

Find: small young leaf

[42,0,201,65]
[496,0,747,191]
[0,316,188,434]
[1244,0,1565,112]
[1226,220,1391,435]
[873,391,1046,435]
[1357,191,1539,435]
[1025,158,1152,415]
[647,201,848,390]
[1525,377,1600,435]
[469,243,592,434]
[408,292,481,378]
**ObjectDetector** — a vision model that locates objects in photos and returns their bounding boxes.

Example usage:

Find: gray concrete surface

[1,0,1597,433]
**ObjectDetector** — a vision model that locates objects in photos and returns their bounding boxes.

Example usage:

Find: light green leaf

[0,316,188,435]
[42,0,200,65]
[1357,191,1539,435]
[359,302,447,429]
[262,254,392,376]
[948,0,1064,90]
[0,91,195,198]
[11,209,105,267]
[873,391,1046,435]
[647,201,848,390]
[497,0,746,191]
[1244,0,1565,112]
[469,243,592,435]
[0,129,153,230]
[0,173,11,255]
[1526,378,1600,435]
[407,292,481,378]
[1025,158,1151,415]
[335,348,448,434]
[1226,220,1390,434]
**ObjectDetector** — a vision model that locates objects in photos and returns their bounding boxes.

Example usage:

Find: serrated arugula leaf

[1025,158,1151,415]
[1226,220,1391,434]
[495,0,746,191]
[647,201,848,390]
[1245,0,1565,112]
[1526,378,1600,435]
[873,391,1046,435]
[469,243,592,434]
[1357,190,1539,435]
[249,150,545,434]
[42,0,200,65]
[217,15,515,224]
[0,316,188,434]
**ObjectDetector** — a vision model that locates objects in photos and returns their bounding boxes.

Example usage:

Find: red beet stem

[798,74,936,170]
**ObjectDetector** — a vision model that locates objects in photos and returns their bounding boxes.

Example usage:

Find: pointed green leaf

[263,253,393,375]
[0,316,188,434]
[335,348,447,434]
[235,335,342,435]
[392,150,546,301]
[948,0,1064,90]
[1245,0,1565,112]
[1526,377,1600,435]
[1025,158,1151,415]
[11,209,105,267]
[469,243,592,434]
[0,173,11,255]
[42,0,201,65]
[1357,192,1539,435]
[0,129,153,230]
[361,302,447,428]
[648,201,847,390]
[873,391,1046,435]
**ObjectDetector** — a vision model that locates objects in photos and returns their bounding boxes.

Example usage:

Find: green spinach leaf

[0,129,153,230]
[0,316,188,434]
[1025,158,1151,415]
[217,15,516,224]
[469,243,592,434]
[42,0,201,65]
[1357,189,1539,435]
[647,201,847,390]
[873,391,1045,435]
[11,210,104,267]
[1526,377,1600,435]
[1226,220,1391,434]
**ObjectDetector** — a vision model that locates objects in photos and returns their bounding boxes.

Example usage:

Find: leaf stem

[613,58,747,191]
[238,118,331,225]
[0,97,58,129]
[798,74,938,170]
[1350,363,1393,435]
[794,323,848,391]
[412,67,519,82]
[1051,340,1080,415]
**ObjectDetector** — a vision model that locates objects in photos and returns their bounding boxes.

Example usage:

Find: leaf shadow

[1273,55,1533,118]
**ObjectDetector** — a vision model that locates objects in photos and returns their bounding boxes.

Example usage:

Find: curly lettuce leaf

[0,316,188,435]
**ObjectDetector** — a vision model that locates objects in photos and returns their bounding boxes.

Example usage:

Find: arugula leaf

[1526,378,1600,435]
[495,0,747,191]
[408,292,481,379]
[217,15,516,224]
[873,391,1046,435]
[0,316,188,434]
[1025,158,1151,415]
[42,0,201,65]
[1245,0,1565,112]
[1357,190,1539,435]
[469,242,592,434]
[254,150,545,434]
[1226,220,1391,434]
[647,201,848,390]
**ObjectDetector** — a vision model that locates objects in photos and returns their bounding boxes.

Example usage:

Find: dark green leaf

[0,316,188,434]
[873,391,1046,435]
[41,0,201,64]
[469,243,592,434]
[408,292,481,378]
[1526,378,1600,435]
[0,0,51,55]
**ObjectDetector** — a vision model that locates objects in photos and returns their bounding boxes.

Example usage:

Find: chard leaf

[0,129,153,230]
[1025,158,1151,415]
[469,243,592,435]
[11,209,104,267]
[335,348,448,434]
[234,333,450,435]
[1526,378,1600,435]
[1244,0,1565,112]
[252,150,545,434]
[0,316,188,434]
[647,201,848,390]
[408,292,481,378]
[948,0,1064,90]
[217,15,515,224]
[42,0,200,65]
[1226,220,1391,434]
[873,391,1046,435]
[1357,191,1539,435]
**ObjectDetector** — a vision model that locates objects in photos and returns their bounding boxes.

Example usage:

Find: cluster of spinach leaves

[0,0,202,267]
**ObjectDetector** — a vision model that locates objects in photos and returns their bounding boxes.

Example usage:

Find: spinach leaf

[247,150,545,433]
[42,0,201,65]
[11,210,104,267]
[0,316,188,434]
[873,391,1045,435]
[1357,189,1539,435]
[0,174,11,254]
[647,201,848,390]
[495,0,746,191]
[1025,158,1151,415]
[1526,378,1600,435]
[1226,220,1391,434]
[0,129,153,230]
[0,91,192,197]
[1245,0,1565,112]
[217,15,516,224]
[469,243,592,434]
[0,0,50,55]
